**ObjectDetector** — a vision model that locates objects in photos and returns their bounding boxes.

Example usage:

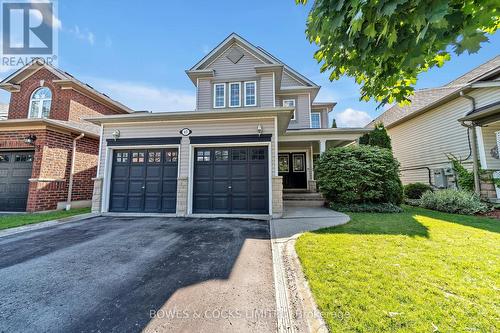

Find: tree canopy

[297,0,499,105]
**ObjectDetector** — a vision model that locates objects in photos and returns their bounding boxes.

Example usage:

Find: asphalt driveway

[0,216,276,332]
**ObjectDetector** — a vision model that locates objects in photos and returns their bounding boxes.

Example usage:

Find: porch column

[319,139,326,154]
[470,125,481,196]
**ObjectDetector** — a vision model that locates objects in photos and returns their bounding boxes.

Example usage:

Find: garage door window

[165,150,178,162]
[15,153,33,162]
[197,150,211,162]
[215,149,229,161]
[115,152,128,163]
[251,148,266,160]
[132,152,145,163]
[0,154,9,163]
[232,149,247,161]
[148,151,161,163]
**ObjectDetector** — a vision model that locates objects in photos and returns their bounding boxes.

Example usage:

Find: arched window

[29,87,52,118]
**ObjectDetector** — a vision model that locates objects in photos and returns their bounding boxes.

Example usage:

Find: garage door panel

[250,180,267,193]
[249,164,267,177]
[193,196,210,211]
[231,180,248,193]
[162,180,177,193]
[250,196,268,213]
[231,196,249,212]
[213,196,229,211]
[231,164,248,178]
[213,180,229,193]
[213,164,229,177]
[0,170,8,177]
[110,149,178,213]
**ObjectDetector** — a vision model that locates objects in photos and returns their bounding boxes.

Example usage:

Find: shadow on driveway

[0,216,275,332]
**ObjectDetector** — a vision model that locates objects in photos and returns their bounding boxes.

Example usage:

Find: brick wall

[0,128,99,211]
[7,67,123,122]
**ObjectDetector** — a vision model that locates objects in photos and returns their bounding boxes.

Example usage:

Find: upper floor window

[213,83,225,108]
[29,87,52,119]
[229,82,241,107]
[283,99,296,120]
[244,81,256,107]
[311,112,321,128]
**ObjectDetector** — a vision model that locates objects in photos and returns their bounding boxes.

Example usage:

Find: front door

[278,152,307,189]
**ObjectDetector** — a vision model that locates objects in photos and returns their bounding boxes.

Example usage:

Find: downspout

[459,92,480,196]
[66,133,85,210]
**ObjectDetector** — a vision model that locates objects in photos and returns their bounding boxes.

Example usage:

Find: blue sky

[1,0,499,127]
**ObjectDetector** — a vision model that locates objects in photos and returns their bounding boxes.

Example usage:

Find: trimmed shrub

[359,123,392,150]
[330,202,403,213]
[404,182,433,199]
[315,145,403,205]
[419,189,488,215]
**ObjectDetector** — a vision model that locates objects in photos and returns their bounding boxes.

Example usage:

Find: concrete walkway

[270,205,350,332]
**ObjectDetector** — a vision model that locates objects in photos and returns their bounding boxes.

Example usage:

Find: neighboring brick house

[0,60,133,212]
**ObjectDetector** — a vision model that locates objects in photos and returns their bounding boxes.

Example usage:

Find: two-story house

[87,33,369,217]
[0,60,132,212]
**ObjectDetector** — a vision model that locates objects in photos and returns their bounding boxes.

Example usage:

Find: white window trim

[311,112,321,129]
[283,99,296,120]
[213,83,226,108]
[228,82,241,108]
[244,81,257,107]
[28,87,52,119]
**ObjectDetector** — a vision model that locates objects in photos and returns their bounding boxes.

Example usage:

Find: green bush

[315,145,403,205]
[419,189,488,215]
[404,182,433,199]
[330,202,403,213]
[359,123,392,150]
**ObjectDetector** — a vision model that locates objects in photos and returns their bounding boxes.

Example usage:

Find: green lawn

[295,206,500,332]
[0,208,90,231]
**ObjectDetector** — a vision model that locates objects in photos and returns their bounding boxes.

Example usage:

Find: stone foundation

[480,179,497,200]
[308,180,317,192]
[272,176,283,218]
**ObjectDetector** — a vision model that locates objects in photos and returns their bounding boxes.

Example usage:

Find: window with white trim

[244,81,256,106]
[283,99,296,120]
[29,87,52,119]
[311,112,321,128]
[229,82,241,107]
[213,83,226,108]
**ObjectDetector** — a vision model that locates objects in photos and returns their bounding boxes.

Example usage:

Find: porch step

[283,192,326,207]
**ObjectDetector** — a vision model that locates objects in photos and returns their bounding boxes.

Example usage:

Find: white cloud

[87,78,196,112]
[68,25,95,45]
[336,108,372,128]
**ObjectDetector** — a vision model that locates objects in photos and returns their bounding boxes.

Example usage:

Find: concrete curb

[0,213,99,238]
[270,212,350,333]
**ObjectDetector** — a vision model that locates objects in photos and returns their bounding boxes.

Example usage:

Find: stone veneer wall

[272,176,283,218]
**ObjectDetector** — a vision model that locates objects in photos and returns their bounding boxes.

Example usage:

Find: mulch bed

[481,210,500,219]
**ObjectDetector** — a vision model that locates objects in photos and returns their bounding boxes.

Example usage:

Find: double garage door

[109,146,269,215]
[0,151,34,211]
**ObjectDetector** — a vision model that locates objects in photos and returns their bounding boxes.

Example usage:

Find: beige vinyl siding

[197,78,212,110]
[281,71,304,87]
[276,94,311,129]
[99,117,277,179]
[321,110,329,128]
[205,44,263,79]
[259,73,274,107]
[388,86,500,184]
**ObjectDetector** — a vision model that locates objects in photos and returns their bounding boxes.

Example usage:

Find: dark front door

[0,151,34,211]
[109,149,178,213]
[193,146,269,214]
[278,152,307,189]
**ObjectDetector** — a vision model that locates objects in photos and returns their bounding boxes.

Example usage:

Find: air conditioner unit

[433,168,449,189]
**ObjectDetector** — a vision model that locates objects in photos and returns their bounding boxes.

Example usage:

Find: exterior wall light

[112,129,121,141]
[257,124,263,136]
[23,134,37,145]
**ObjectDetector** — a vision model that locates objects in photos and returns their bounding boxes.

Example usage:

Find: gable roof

[368,55,500,128]
[187,33,319,89]
[0,59,134,114]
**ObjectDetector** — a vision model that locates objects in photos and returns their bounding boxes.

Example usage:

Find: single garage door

[0,151,34,211]
[193,146,269,214]
[109,149,178,213]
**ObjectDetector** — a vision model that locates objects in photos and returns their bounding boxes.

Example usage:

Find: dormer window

[283,99,296,120]
[244,81,256,107]
[29,87,52,119]
[213,83,226,108]
[229,82,241,107]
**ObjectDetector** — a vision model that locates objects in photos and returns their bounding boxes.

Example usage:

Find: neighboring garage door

[193,146,269,214]
[0,151,34,212]
[109,149,178,213]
